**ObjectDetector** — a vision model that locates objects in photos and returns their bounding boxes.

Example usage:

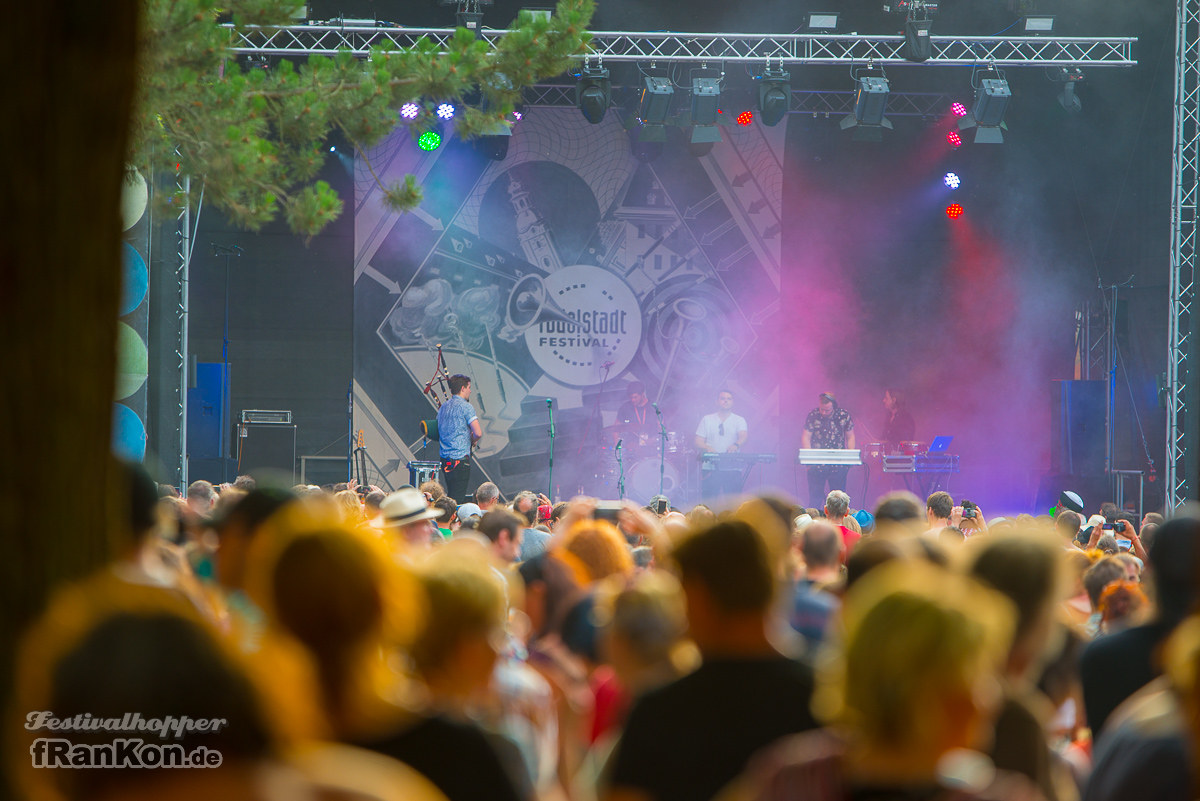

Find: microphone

[545,398,553,406]
[616,439,623,450]
[652,402,662,416]
[602,360,615,369]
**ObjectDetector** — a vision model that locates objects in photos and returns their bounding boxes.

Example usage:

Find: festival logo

[523,264,642,386]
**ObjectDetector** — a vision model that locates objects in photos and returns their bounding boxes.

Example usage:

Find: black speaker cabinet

[239,423,297,483]
[1051,380,1106,476]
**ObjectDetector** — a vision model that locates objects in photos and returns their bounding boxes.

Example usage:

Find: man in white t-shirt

[694,389,749,500]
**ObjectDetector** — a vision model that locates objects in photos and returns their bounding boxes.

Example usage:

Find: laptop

[926,436,954,453]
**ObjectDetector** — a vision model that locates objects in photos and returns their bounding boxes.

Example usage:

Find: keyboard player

[694,389,748,499]
[800,392,856,506]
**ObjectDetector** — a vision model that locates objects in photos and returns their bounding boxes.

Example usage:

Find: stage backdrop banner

[352,110,787,503]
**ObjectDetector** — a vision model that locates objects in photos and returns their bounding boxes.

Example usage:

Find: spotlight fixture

[436,103,456,120]
[951,101,967,117]
[400,102,421,120]
[904,18,933,62]
[946,130,962,148]
[840,75,892,141]
[756,68,791,127]
[737,110,754,126]
[638,75,674,141]
[691,74,722,125]
[946,203,964,219]
[944,172,960,189]
[1024,15,1055,33]
[806,12,839,31]
[1056,67,1084,113]
[959,76,1010,143]
[576,65,611,124]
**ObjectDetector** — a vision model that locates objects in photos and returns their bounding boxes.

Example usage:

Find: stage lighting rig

[576,65,611,124]
[1055,67,1084,113]
[690,70,723,147]
[637,75,674,142]
[840,72,892,141]
[438,0,493,38]
[756,67,791,127]
[959,71,1011,143]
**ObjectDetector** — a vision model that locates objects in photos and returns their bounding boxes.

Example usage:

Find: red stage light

[946,203,964,219]
[737,110,753,126]
[946,130,962,148]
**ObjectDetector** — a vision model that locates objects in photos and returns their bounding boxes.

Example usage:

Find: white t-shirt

[695,413,747,453]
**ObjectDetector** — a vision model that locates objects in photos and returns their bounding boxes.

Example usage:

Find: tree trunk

[0,3,139,789]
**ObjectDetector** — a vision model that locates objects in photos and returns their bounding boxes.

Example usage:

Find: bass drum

[626,458,681,506]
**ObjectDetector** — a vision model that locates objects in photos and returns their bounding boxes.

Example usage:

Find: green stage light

[418,130,442,151]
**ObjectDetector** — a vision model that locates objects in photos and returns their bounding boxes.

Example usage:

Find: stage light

[400,102,420,120]
[1024,15,1055,33]
[576,65,611,124]
[691,75,721,125]
[959,76,1010,143]
[1057,68,1084,113]
[737,110,753,126]
[944,172,960,189]
[951,102,967,117]
[638,76,673,141]
[512,110,524,122]
[946,130,962,148]
[436,103,456,120]
[840,75,893,141]
[756,68,790,127]
[418,130,442,151]
[329,145,337,153]
[806,12,839,31]
[946,203,963,219]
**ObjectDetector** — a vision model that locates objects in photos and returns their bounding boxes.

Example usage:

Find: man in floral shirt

[800,392,855,506]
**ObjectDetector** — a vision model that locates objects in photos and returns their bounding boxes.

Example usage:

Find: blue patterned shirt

[438,395,478,459]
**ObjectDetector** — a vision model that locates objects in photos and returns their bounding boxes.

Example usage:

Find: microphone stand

[616,439,625,500]
[653,403,667,498]
[546,398,555,500]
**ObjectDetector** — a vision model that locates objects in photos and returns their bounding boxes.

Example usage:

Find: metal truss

[521,83,954,116]
[1169,0,1200,509]
[226,24,1136,67]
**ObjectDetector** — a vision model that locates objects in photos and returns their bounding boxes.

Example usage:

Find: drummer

[695,389,748,499]
[614,381,659,453]
[881,388,916,453]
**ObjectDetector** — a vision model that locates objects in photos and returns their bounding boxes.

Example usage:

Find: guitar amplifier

[241,409,293,424]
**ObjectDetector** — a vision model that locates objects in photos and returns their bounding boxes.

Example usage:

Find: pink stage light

[951,102,967,117]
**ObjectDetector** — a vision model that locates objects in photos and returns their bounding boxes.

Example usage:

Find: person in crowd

[967,533,1077,801]
[789,521,842,655]
[420,480,446,502]
[1080,557,1127,637]
[1081,515,1200,740]
[870,491,924,538]
[1097,580,1150,634]
[187,478,217,518]
[380,487,442,552]
[925,491,954,533]
[264,525,528,801]
[477,509,525,564]
[604,520,817,801]
[823,490,859,562]
[722,560,1028,801]
[560,520,636,584]
[475,482,501,512]
[1056,510,1083,546]
[1061,549,1097,631]
[432,496,458,539]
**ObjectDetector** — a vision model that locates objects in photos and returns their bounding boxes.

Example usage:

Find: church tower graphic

[508,174,564,273]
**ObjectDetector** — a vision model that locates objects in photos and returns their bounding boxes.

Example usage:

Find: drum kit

[593,427,688,505]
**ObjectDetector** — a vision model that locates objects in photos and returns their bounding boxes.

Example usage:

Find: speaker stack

[238,410,297,483]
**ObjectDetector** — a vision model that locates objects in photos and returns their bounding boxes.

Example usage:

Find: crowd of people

[11,465,1200,801]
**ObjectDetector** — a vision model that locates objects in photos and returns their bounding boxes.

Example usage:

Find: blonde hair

[813,561,1014,747]
[561,519,635,583]
[409,559,506,677]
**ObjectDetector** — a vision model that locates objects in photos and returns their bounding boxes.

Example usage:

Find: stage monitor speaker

[239,423,297,483]
[1050,380,1105,476]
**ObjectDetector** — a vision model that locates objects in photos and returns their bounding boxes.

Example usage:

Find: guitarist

[437,374,483,503]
